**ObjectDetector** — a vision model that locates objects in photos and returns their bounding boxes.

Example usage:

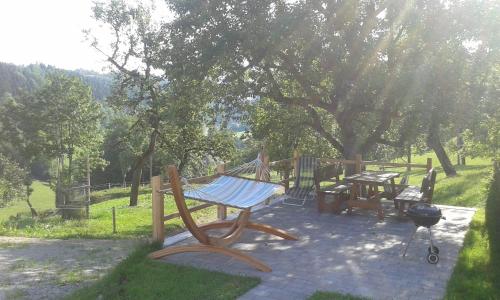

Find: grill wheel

[427,253,439,264]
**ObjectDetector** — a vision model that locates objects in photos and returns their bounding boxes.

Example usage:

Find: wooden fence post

[355,154,362,174]
[112,207,117,234]
[152,175,165,243]
[216,163,227,220]
[426,158,433,172]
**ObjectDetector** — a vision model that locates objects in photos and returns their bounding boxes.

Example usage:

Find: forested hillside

[0,62,113,101]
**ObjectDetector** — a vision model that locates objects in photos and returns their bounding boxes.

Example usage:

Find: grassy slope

[384,154,491,207]
[67,243,260,300]
[0,181,55,222]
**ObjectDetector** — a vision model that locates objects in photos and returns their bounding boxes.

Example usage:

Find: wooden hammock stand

[148,165,298,272]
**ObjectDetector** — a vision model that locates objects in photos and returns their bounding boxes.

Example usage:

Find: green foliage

[0,153,26,206]
[67,243,260,300]
[445,166,500,298]
[462,111,500,160]
[1,73,105,192]
[0,62,112,100]
[247,98,339,160]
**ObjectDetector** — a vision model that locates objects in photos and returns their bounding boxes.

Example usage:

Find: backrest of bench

[421,168,437,203]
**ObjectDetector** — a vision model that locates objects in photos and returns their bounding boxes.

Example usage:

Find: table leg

[373,185,384,220]
[347,184,358,215]
[391,178,397,199]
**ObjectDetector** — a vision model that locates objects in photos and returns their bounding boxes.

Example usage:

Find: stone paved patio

[160,200,475,300]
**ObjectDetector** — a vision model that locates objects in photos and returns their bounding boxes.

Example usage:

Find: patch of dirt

[0,236,144,300]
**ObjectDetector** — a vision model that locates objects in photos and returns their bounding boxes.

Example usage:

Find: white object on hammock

[184,175,284,209]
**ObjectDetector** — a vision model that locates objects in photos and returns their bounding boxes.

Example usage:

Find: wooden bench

[314,163,349,213]
[317,184,350,213]
[394,169,436,215]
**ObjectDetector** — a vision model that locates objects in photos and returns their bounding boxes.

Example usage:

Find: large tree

[166,0,495,174]
[0,73,103,208]
[90,0,237,204]
[166,0,430,164]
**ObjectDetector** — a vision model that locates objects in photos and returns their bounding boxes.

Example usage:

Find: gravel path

[0,236,143,300]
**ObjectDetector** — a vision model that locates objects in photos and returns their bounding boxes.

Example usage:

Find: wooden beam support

[216,163,227,220]
[426,158,433,172]
[163,203,213,221]
[152,175,165,243]
[355,154,362,174]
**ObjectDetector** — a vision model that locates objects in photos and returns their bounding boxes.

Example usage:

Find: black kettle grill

[403,203,444,264]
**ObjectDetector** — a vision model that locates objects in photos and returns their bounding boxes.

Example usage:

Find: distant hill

[0,62,113,101]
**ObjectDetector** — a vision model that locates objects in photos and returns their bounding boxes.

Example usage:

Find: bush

[0,153,26,206]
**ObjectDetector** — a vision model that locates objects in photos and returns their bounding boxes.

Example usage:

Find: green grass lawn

[378,154,492,207]
[0,188,226,239]
[67,243,260,300]
[0,181,55,222]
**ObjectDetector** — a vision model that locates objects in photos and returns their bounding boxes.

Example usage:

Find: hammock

[149,159,298,272]
[174,154,282,208]
[184,175,284,209]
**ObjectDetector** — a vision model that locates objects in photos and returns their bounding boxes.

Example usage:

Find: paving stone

[160,202,475,300]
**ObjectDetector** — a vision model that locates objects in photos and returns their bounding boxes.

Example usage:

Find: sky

[0,0,169,73]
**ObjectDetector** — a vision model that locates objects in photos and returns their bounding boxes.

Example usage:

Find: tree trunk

[129,130,158,206]
[25,185,37,218]
[456,130,464,165]
[406,145,412,171]
[427,124,457,177]
[342,140,359,176]
[130,167,143,206]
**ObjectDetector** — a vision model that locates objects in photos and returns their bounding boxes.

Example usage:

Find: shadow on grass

[66,242,260,300]
[308,291,368,300]
[485,168,500,293]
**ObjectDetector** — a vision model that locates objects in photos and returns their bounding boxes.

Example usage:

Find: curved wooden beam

[217,210,248,239]
[209,209,251,247]
[148,244,272,272]
[246,222,298,241]
[167,166,209,244]
[199,221,236,230]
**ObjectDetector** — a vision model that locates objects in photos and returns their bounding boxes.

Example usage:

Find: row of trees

[0,0,498,212]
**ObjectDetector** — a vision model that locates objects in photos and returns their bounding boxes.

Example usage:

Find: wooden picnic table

[344,171,400,220]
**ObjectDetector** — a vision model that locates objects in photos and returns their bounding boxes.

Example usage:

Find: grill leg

[428,228,436,253]
[403,226,418,257]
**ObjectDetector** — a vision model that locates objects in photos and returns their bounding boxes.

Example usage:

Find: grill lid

[407,203,442,218]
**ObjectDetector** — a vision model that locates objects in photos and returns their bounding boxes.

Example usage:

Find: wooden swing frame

[148,165,298,272]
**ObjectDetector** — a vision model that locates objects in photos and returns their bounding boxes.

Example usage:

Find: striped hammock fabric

[183,175,284,209]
